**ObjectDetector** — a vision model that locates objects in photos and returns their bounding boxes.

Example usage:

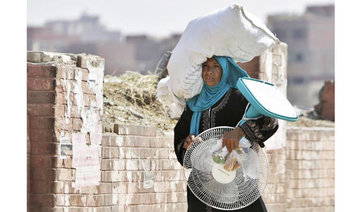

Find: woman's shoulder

[229,87,245,99]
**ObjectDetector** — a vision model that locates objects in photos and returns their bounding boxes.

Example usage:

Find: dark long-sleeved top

[174,88,278,212]
[174,87,279,166]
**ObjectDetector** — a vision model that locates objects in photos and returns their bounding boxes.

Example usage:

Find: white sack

[157,4,278,118]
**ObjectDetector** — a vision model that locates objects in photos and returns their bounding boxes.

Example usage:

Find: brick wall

[27,62,58,212]
[27,52,105,212]
[28,51,334,212]
[285,127,335,212]
[101,125,187,211]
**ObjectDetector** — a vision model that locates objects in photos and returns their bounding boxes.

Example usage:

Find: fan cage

[183,126,269,210]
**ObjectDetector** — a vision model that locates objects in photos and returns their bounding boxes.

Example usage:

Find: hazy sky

[27,0,334,37]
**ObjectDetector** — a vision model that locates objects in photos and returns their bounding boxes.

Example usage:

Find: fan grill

[183,126,269,210]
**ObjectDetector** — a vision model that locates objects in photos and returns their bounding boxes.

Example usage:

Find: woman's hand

[183,134,197,149]
[221,127,245,152]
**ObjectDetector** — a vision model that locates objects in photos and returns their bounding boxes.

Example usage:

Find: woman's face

[202,58,223,87]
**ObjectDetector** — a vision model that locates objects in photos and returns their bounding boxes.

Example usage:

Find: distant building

[27,13,181,75]
[27,13,135,75]
[267,5,334,108]
[126,33,181,74]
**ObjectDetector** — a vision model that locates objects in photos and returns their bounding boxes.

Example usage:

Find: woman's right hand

[183,134,197,149]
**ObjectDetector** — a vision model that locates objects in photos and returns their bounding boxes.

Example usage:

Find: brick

[30,181,51,194]
[162,159,183,170]
[28,78,56,91]
[99,183,112,194]
[52,181,64,193]
[31,155,52,168]
[30,142,57,155]
[101,159,126,170]
[30,116,54,129]
[29,194,56,208]
[78,185,98,194]
[102,147,120,159]
[101,134,113,146]
[57,66,75,80]
[27,104,54,116]
[126,159,139,170]
[155,170,184,181]
[54,105,66,118]
[28,91,55,104]
[63,182,80,194]
[56,168,75,181]
[286,160,334,170]
[55,92,68,105]
[52,157,72,168]
[30,168,56,181]
[122,136,151,147]
[54,118,73,131]
[27,64,57,78]
[114,124,156,136]
[72,118,83,131]
[82,81,95,94]
[77,54,104,69]
[87,194,104,206]
[30,129,55,143]
[111,182,127,194]
[68,195,87,206]
[150,136,172,148]
[125,193,157,205]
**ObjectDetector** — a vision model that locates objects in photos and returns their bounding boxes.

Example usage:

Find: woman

[174,56,279,212]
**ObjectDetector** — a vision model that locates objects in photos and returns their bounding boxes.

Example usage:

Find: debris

[102,71,177,132]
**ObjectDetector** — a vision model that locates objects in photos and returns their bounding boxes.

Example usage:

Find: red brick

[27,64,57,78]
[28,91,55,104]
[27,64,43,77]
[30,181,51,194]
[30,155,52,168]
[30,142,57,155]
[27,104,54,116]
[29,194,55,208]
[30,168,56,181]
[30,116,54,129]
[28,78,56,91]
[30,129,55,143]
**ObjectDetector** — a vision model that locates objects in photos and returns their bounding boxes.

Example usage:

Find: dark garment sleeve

[239,116,279,148]
[174,105,193,166]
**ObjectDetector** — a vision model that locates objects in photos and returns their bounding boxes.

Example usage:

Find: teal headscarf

[187,56,249,135]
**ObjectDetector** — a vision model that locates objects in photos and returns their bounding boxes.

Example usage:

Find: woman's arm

[239,116,279,148]
[174,106,192,166]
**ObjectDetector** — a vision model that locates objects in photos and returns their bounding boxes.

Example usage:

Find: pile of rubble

[102,71,177,133]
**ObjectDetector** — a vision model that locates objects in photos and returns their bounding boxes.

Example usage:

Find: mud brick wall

[285,127,335,212]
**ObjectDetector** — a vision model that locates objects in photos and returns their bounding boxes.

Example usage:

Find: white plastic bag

[167,4,278,100]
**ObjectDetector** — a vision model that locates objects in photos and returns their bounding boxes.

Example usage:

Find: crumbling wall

[27,52,105,211]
